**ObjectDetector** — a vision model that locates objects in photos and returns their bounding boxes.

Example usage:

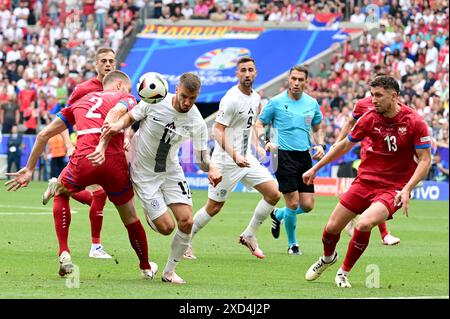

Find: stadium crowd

[0,0,448,182]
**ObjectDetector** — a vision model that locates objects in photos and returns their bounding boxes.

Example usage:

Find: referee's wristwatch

[319,144,327,151]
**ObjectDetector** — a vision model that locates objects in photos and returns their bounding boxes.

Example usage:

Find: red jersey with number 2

[67,78,103,106]
[58,90,136,157]
[348,105,431,189]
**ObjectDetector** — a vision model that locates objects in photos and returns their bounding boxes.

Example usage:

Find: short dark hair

[103,70,130,85]
[236,56,255,66]
[370,76,400,94]
[289,65,309,79]
[179,72,201,91]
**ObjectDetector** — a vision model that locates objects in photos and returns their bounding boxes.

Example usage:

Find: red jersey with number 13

[58,90,136,157]
[348,105,430,188]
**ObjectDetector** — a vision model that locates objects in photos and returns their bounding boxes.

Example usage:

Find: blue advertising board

[121,25,348,103]
[411,181,449,201]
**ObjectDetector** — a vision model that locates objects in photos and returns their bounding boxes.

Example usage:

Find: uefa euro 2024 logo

[195,48,251,70]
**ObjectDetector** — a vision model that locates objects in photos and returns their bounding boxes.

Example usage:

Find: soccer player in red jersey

[5,71,158,280]
[335,94,401,245]
[303,76,431,288]
[43,47,117,259]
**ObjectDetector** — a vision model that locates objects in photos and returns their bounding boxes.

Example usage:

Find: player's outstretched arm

[333,114,356,148]
[5,118,67,191]
[394,148,431,217]
[303,137,355,185]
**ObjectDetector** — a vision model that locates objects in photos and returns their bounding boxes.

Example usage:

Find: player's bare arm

[255,119,277,153]
[333,113,356,147]
[394,148,432,217]
[212,122,250,168]
[5,118,68,191]
[303,137,355,185]
[252,104,266,159]
[194,149,223,187]
[87,103,129,166]
[101,111,135,138]
[61,129,75,157]
[311,124,325,160]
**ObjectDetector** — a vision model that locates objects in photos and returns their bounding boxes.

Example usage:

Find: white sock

[242,199,274,238]
[191,206,212,238]
[323,253,335,263]
[164,229,191,275]
[91,243,102,250]
[337,267,349,276]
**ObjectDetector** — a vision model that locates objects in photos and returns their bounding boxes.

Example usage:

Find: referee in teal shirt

[256,65,325,255]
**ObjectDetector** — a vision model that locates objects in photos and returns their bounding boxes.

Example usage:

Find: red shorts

[60,154,133,206]
[339,178,401,219]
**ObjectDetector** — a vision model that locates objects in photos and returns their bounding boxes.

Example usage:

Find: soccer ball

[137,72,168,104]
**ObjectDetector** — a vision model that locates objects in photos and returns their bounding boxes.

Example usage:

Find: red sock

[53,195,71,255]
[322,228,340,257]
[378,222,389,239]
[72,190,93,205]
[125,220,150,270]
[90,189,107,244]
[342,228,371,272]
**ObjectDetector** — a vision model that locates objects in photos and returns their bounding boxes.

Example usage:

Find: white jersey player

[186,57,281,260]
[101,73,222,284]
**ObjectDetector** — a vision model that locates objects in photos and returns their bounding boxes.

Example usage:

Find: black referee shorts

[274,149,315,194]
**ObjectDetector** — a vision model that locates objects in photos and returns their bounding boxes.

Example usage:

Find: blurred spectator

[95,0,110,39]
[226,3,240,21]
[0,93,19,134]
[425,40,439,73]
[244,7,259,22]
[210,3,227,22]
[47,133,67,178]
[191,0,209,19]
[154,0,163,19]
[350,6,365,24]
[13,1,29,29]
[181,1,193,20]
[6,124,22,178]
[139,0,154,22]
[82,0,95,29]
[170,5,184,21]
[429,153,449,182]
[23,100,37,134]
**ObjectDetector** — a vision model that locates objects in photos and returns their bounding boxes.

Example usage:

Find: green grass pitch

[0,181,448,299]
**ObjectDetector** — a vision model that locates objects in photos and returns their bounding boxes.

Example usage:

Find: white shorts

[208,155,274,202]
[131,167,192,221]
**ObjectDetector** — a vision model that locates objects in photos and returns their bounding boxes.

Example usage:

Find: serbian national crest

[398,126,407,135]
